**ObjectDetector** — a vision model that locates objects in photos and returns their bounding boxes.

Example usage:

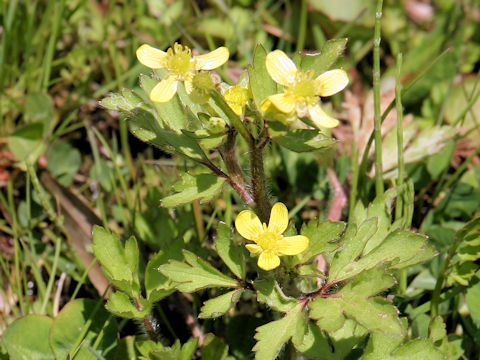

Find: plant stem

[209,89,254,147]
[431,238,461,317]
[220,130,250,195]
[372,0,384,196]
[395,52,405,223]
[250,134,271,223]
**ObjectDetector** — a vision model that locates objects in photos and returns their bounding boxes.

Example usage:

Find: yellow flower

[224,84,250,116]
[261,50,349,129]
[235,202,309,271]
[136,43,229,103]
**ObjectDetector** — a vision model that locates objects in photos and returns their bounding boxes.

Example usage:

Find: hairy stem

[249,134,271,223]
[220,130,251,196]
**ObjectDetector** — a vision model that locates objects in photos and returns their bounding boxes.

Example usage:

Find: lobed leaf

[214,222,246,279]
[105,291,151,319]
[301,38,348,74]
[161,173,226,207]
[273,129,336,153]
[253,303,304,360]
[92,226,140,297]
[247,44,277,111]
[160,250,239,292]
[254,279,298,313]
[292,220,345,266]
[199,289,243,319]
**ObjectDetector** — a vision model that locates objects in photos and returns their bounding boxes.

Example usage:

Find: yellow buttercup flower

[235,202,309,271]
[136,43,229,103]
[261,50,348,128]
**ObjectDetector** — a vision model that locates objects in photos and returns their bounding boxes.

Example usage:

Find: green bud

[192,72,215,91]
[206,117,226,134]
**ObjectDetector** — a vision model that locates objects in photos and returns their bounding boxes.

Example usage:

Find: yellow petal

[268,202,289,235]
[277,235,309,255]
[266,50,297,86]
[268,93,296,114]
[195,47,229,70]
[258,251,281,271]
[235,210,263,241]
[315,69,349,97]
[150,78,178,103]
[136,44,167,69]
[229,103,243,116]
[184,79,193,94]
[246,244,262,254]
[308,104,340,129]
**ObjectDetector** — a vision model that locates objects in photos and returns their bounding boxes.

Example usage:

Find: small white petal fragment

[266,50,298,86]
[195,47,229,70]
[136,44,167,69]
[308,104,340,129]
[150,78,178,103]
[315,69,349,97]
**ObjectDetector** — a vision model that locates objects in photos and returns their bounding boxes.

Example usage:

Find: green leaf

[329,319,368,359]
[333,230,436,282]
[101,89,144,112]
[3,315,55,360]
[50,299,118,360]
[292,220,345,265]
[358,189,397,254]
[253,303,304,360]
[139,74,187,132]
[199,289,243,318]
[145,240,184,302]
[161,173,226,207]
[301,38,348,74]
[214,222,246,279]
[273,129,336,152]
[181,337,199,360]
[329,218,378,280]
[426,139,455,178]
[310,268,402,335]
[201,334,229,360]
[92,226,140,297]
[126,106,208,162]
[254,279,298,313]
[361,319,407,360]
[248,44,277,111]
[391,339,445,359]
[466,274,480,327]
[149,341,182,360]
[160,250,239,292]
[8,122,46,163]
[293,322,334,359]
[105,291,151,319]
[136,340,165,358]
[448,218,480,285]
[47,141,81,186]
[24,92,53,134]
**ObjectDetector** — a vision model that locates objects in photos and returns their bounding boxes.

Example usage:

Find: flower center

[165,43,195,79]
[257,231,282,251]
[284,70,318,106]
